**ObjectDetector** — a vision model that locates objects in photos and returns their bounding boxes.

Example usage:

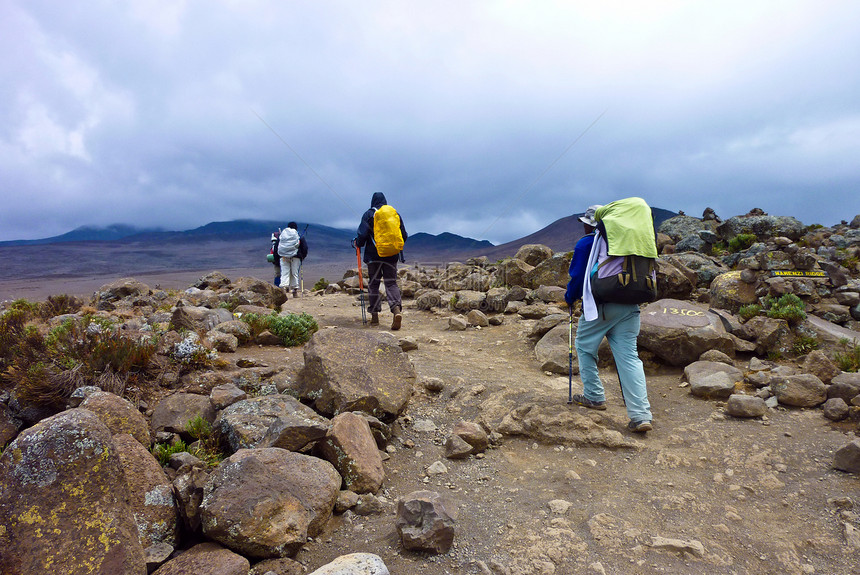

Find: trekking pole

[567,304,574,404]
[352,240,367,325]
[299,225,309,297]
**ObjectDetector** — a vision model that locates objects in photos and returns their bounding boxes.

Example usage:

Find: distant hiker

[354,192,407,330]
[564,198,655,433]
[278,222,308,298]
[270,230,281,286]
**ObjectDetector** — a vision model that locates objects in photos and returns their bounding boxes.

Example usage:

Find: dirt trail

[227,292,860,575]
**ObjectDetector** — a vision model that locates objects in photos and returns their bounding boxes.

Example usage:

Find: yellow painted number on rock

[662,307,704,317]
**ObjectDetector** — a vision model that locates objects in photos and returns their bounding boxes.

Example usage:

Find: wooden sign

[769,270,828,278]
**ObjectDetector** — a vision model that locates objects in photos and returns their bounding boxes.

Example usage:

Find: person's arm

[564,234,594,305]
[355,210,372,248]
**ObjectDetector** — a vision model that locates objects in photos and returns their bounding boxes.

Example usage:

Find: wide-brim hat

[578,205,602,227]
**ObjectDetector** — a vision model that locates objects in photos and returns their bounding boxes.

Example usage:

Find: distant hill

[470,207,677,260]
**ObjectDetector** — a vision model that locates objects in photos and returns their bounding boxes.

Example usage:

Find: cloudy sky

[2,1,859,244]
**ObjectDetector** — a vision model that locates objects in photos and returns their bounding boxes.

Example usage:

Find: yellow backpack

[373,205,404,257]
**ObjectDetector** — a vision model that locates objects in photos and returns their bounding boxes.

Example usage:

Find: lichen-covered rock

[113,433,180,549]
[0,409,146,575]
[709,271,759,314]
[217,394,330,453]
[771,374,827,407]
[200,448,340,558]
[81,390,151,446]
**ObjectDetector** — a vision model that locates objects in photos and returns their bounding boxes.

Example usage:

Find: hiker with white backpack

[564,198,657,434]
[354,192,407,330]
[278,222,308,298]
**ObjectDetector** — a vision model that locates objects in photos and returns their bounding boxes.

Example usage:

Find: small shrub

[313,277,329,291]
[39,294,83,319]
[152,440,189,467]
[767,350,783,362]
[764,294,806,325]
[792,335,819,355]
[170,332,217,367]
[834,339,860,372]
[738,304,761,321]
[268,313,319,347]
[728,233,757,253]
[710,241,728,256]
[241,312,319,347]
[186,415,212,441]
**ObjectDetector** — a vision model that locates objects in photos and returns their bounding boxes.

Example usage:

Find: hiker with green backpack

[564,198,657,434]
[354,192,407,330]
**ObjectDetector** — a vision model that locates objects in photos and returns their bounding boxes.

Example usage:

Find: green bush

[834,339,860,372]
[313,277,329,291]
[738,304,761,321]
[39,294,82,319]
[792,335,819,355]
[728,233,757,253]
[239,312,319,347]
[151,440,189,467]
[763,294,806,325]
[268,313,319,347]
[186,415,213,441]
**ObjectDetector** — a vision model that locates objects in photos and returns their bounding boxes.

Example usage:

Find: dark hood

[370,192,387,209]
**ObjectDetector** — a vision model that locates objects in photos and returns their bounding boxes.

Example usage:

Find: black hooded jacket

[355,192,407,264]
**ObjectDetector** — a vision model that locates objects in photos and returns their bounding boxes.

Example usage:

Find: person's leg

[289,258,300,292]
[279,257,290,292]
[574,313,609,403]
[379,261,402,330]
[381,262,401,312]
[604,303,652,424]
[366,261,383,314]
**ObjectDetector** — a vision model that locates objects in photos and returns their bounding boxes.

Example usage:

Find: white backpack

[277,227,300,257]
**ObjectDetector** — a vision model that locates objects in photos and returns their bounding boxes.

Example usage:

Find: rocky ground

[216,290,860,575]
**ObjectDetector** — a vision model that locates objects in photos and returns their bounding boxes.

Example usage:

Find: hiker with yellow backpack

[354,192,407,330]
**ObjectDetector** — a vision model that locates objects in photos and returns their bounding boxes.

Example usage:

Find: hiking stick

[567,305,573,404]
[353,241,366,325]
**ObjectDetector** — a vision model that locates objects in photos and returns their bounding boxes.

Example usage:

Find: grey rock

[396,491,458,553]
[726,394,768,418]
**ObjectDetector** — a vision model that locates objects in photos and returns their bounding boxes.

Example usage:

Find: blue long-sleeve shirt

[564,232,595,305]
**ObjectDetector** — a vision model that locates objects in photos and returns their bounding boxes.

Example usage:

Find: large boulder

[514,244,554,266]
[771,374,827,407]
[151,392,217,438]
[93,278,152,308]
[307,553,390,575]
[201,448,341,558]
[497,258,534,288]
[113,434,180,551]
[151,542,249,575]
[80,390,151,446]
[450,290,487,312]
[655,258,695,300]
[319,412,385,494]
[396,491,458,553]
[171,305,234,333]
[639,299,735,365]
[709,271,759,314]
[659,215,709,243]
[717,214,805,241]
[665,253,727,287]
[297,329,415,421]
[0,409,146,575]
[217,394,330,453]
[534,323,578,375]
[229,276,287,308]
[524,253,573,289]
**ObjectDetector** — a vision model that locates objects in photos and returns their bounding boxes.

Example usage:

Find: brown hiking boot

[391,306,402,331]
[370,313,379,326]
[293,289,298,298]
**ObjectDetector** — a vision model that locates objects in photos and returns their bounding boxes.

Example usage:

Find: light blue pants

[575,303,652,423]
